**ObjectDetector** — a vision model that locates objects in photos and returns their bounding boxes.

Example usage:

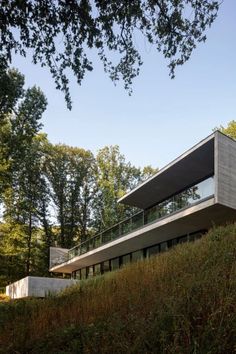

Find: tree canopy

[217,120,236,140]
[0,66,158,286]
[0,0,220,108]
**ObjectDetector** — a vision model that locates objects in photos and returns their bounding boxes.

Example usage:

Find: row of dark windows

[72,230,206,280]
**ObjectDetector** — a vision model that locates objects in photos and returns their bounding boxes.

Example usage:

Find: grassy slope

[0,224,236,354]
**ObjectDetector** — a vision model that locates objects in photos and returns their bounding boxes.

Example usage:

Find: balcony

[59,176,214,263]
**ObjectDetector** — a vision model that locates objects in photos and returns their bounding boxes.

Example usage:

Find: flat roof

[118,132,215,209]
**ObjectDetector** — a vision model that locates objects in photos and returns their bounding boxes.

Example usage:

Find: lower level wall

[6,276,77,299]
[72,229,206,280]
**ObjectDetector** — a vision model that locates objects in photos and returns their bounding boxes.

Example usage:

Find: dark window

[167,239,173,249]
[178,235,188,244]
[110,257,120,271]
[171,238,178,247]
[94,263,101,276]
[160,242,168,252]
[102,260,110,273]
[81,268,87,280]
[189,231,204,242]
[74,270,81,280]
[146,244,159,258]
[87,266,94,278]
[121,254,131,266]
[132,250,143,262]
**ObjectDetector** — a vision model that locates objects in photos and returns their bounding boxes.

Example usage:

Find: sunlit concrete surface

[6,276,77,299]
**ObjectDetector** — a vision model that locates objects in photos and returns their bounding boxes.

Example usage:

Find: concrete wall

[215,132,236,210]
[6,277,29,299]
[6,276,77,299]
[49,247,69,269]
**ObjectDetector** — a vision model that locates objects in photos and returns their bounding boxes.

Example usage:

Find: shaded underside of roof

[119,134,215,209]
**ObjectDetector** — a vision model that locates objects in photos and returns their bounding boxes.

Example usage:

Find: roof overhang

[118,133,215,209]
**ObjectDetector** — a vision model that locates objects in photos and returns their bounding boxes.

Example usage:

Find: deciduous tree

[217,120,236,140]
[44,143,96,247]
[94,145,157,231]
[0,64,49,277]
[0,1,220,108]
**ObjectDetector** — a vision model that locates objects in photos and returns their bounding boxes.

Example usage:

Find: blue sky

[12,0,236,170]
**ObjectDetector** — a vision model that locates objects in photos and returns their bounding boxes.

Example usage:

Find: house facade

[6,131,236,298]
[49,131,236,280]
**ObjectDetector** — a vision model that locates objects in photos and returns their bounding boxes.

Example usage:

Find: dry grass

[0,224,236,353]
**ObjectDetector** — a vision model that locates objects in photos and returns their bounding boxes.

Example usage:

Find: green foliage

[0,63,157,287]
[94,145,157,230]
[0,1,220,108]
[0,63,25,197]
[0,64,50,284]
[0,63,47,199]
[0,115,11,199]
[217,120,236,140]
[44,143,97,247]
[0,224,235,353]
[43,143,157,245]
[0,222,26,286]
[0,57,25,120]
[0,222,48,287]
[94,145,139,229]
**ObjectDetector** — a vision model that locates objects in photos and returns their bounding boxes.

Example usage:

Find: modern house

[6,131,236,298]
[49,131,236,280]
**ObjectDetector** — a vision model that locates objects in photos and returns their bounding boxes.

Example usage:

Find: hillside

[0,224,236,354]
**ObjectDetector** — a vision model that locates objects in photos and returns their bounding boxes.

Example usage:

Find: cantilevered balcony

[51,176,214,268]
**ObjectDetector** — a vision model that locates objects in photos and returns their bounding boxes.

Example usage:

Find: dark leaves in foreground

[0,0,219,108]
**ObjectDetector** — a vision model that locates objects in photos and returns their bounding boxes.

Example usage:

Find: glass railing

[63,176,214,262]
[50,253,69,268]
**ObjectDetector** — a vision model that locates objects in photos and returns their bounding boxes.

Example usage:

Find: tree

[0,63,47,201]
[141,165,158,182]
[0,63,26,198]
[0,63,49,277]
[217,120,236,140]
[94,145,157,231]
[3,130,49,277]
[44,143,96,247]
[0,1,220,108]
[0,57,25,120]
[0,222,26,287]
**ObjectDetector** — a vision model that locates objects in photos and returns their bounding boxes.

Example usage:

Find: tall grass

[0,224,236,353]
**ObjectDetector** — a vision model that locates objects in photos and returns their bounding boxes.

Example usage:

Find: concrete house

[49,131,236,280]
[6,131,236,297]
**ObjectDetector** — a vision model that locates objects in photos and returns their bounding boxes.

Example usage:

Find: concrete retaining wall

[6,276,77,299]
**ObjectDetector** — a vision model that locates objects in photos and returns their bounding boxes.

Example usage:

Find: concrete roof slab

[119,133,215,209]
